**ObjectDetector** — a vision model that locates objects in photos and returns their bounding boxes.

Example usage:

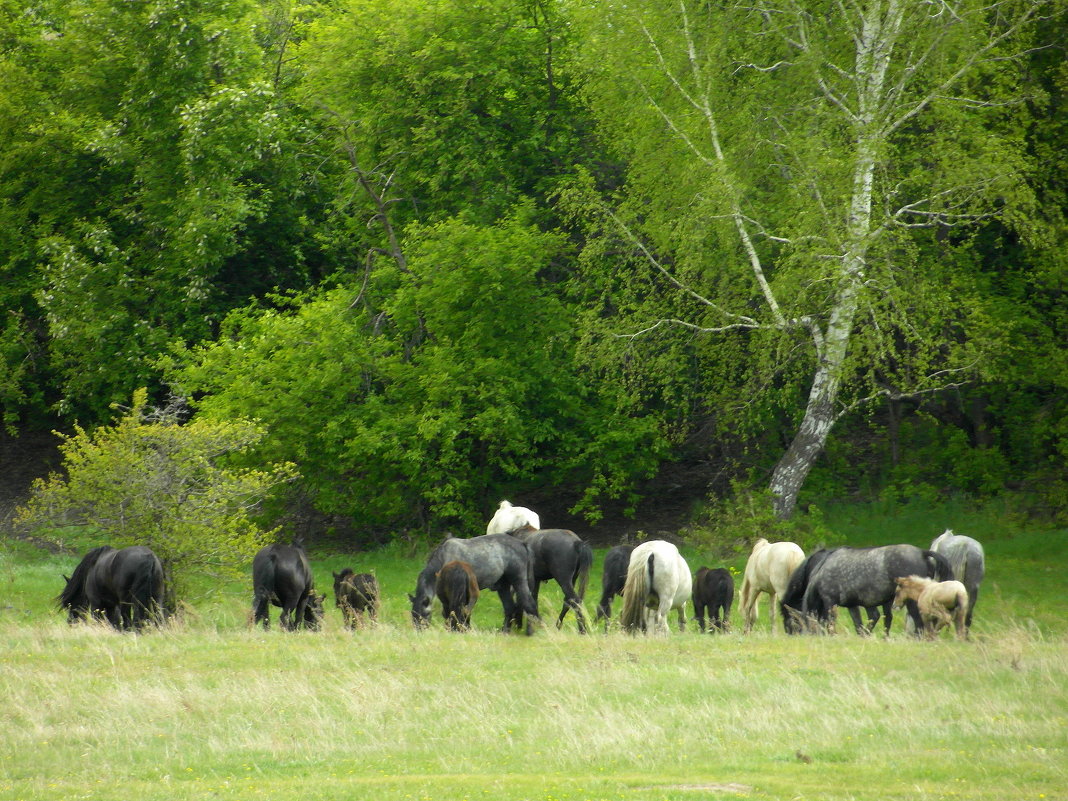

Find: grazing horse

[595,544,635,627]
[930,530,984,630]
[332,568,379,629]
[893,575,970,640]
[486,500,541,535]
[251,541,324,631]
[797,545,953,636]
[409,534,541,634]
[58,545,165,630]
[619,540,692,635]
[739,538,805,633]
[436,560,480,631]
[693,566,734,633]
[780,548,887,635]
[509,525,593,633]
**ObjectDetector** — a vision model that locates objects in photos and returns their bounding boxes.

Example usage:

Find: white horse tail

[620,551,652,633]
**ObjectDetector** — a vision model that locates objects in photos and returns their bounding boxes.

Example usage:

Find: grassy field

[2,504,1066,801]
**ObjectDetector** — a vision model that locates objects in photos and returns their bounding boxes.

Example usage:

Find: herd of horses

[56,499,986,642]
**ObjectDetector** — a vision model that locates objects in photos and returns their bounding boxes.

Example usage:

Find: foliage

[15,389,296,592]
[168,210,667,534]
[684,483,838,558]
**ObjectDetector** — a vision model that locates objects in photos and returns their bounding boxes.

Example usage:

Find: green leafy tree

[573,0,1058,517]
[17,389,296,600]
[0,0,301,426]
[168,210,665,534]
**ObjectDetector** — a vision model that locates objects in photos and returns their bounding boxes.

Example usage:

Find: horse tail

[620,550,651,633]
[574,540,593,600]
[129,553,165,625]
[924,550,954,582]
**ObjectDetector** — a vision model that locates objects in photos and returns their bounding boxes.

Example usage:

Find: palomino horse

[739,538,804,633]
[620,540,692,635]
[486,500,540,535]
[893,575,970,640]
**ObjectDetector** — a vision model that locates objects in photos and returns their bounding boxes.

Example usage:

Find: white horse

[740,538,805,633]
[486,500,541,535]
[619,540,692,635]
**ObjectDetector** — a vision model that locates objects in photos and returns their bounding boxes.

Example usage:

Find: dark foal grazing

[693,566,734,633]
[332,568,379,629]
[436,560,480,631]
[594,544,635,627]
[251,541,324,631]
[58,545,165,630]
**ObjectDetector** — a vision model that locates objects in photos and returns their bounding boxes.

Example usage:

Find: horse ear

[332,571,339,580]
[62,574,70,583]
[407,593,415,603]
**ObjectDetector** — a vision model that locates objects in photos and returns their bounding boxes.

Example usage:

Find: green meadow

[1,505,1066,801]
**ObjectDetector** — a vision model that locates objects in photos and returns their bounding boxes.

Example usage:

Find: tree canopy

[2,0,1066,538]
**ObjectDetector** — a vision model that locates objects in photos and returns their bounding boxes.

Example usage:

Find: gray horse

[409,534,541,634]
[798,544,953,636]
[930,529,985,630]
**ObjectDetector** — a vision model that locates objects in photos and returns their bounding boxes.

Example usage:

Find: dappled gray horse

[410,534,541,634]
[930,529,984,631]
[799,544,953,636]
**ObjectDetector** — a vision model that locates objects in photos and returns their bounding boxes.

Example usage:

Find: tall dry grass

[2,615,1065,801]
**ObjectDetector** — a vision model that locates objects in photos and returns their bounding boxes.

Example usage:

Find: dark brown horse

[509,526,594,633]
[58,545,165,630]
[332,568,379,629]
[252,541,324,631]
[693,566,734,633]
[436,560,480,631]
[595,544,635,627]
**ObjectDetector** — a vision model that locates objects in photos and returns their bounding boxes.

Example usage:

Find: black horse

[58,545,165,630]
[332,568,379,629]
[693,566,734,633]
[436,560,480,631]
[410,534,541,634]
[510,526,594,634]
[784,544,953,636]
[595,544,635,627]
[252,541,324,631]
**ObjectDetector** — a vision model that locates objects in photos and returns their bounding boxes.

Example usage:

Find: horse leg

[862,605,880,636]
[557,578,589,635]
[966,586,979,630]
[695,600,706,633]
[676,603,687,634]
[904,599,924,638]
[739,580,756,633]
[847,606,868,636]
[251,591,270,630]
[498,590,519,633]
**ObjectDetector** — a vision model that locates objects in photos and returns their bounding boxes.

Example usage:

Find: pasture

[1,507,1066,801]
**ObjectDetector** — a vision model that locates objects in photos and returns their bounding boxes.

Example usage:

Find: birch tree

[576,0,1055,517]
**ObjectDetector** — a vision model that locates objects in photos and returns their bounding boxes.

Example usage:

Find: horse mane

[56,545,114,610]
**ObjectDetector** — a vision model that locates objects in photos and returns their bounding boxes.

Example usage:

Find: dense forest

[2,0,1066,543]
